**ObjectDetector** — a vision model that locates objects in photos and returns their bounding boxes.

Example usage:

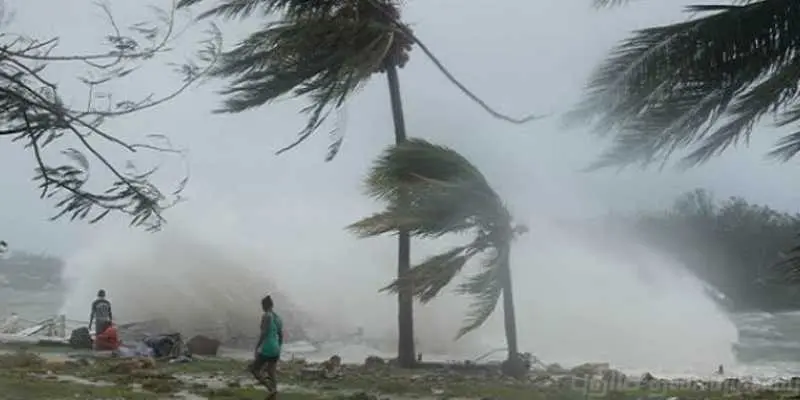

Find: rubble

[186,335,221,356]
[569,362,610,377]
[300,355,343,380]
[364,355,385,369]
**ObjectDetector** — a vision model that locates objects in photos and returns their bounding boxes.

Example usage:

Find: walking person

[250,295,283,400]
[89,289,113,337]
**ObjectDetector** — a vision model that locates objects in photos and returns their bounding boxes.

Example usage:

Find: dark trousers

[250,354,279,395]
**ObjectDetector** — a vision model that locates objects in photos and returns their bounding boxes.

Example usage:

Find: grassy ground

[0,347,794,400]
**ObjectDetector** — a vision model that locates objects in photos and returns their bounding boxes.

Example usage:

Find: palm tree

[570,0,800,169]
[178,0,540,368]
[348,138,529,377]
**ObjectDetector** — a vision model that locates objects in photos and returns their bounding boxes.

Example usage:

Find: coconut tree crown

[350,139,526,337]
[178,0,413,157]
[571,0,800,168]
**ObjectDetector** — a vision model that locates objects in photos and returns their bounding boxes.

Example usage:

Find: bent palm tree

[571,1,800,168]
[178,0,540,367]
[180,0,418,365]
[349,138,529,376]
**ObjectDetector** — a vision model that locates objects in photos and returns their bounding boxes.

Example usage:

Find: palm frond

[352,139,523,339]
[592,2,762,11]
[181,0,410,158]
[455,251,504,338]
[210,15,395,154]
[358,138,510,237]
[347,202,478,238]
[570,0,800,168]
[768,130,800,161]
[381,245,478,303]
[591,0,632,8]
[365,138,491,202]
[347,211,399,237]
[178,0,348,19]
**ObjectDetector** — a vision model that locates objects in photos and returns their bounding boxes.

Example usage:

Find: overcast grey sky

[3,0,800,256]
[4,1,783,370]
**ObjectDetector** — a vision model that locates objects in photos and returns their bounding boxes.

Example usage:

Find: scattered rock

[186,335,221,356]
[226,379,241,388]
[545,363,568,374]
[300,355,343,380]
[107,357,155,374]
[570,362,609,377]
[323,355,343,378]
[364,356,385,369]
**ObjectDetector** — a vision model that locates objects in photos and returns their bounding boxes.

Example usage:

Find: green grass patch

[1,350,795,400]
[0,370,156,400]
[195,387,333,399]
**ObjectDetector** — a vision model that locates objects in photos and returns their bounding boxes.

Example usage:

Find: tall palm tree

[348,138,529,377]
[570,0,800,169]
[178,0,539,367]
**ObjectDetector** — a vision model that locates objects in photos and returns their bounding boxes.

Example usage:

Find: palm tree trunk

[385,62,415,368]
[500,242,519,361]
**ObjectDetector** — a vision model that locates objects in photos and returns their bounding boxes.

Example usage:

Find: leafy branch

[0,0,222,230]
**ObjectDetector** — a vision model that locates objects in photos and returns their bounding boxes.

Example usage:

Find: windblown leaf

[180,0,361,20]
[381,246,473,303]
[361,138,510,237]
[352,139,524,337]
[455,252,504,338]
[181,0,412,159]
[571,0,800,168]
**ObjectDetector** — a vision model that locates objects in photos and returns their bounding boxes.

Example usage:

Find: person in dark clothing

[89,289,113,336]
[250,295,283,400]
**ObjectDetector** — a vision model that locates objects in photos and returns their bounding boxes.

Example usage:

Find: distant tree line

[622,189,800,313]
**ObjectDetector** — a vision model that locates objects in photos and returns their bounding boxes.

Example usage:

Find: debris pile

[186,335,221,356]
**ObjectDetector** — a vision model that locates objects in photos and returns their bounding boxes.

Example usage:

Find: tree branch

[0,0,220,230]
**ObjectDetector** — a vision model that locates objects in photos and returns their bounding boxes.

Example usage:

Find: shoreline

[0,345,800,400]
[4,344,800,400]
[1,340,797,382]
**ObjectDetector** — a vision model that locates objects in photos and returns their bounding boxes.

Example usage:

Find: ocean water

[5,282,800,378]
[3,225,800,379]
[4,284,800,380]
[0,287,63,322]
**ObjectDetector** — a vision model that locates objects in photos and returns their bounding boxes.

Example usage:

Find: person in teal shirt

[250,295,283,399]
